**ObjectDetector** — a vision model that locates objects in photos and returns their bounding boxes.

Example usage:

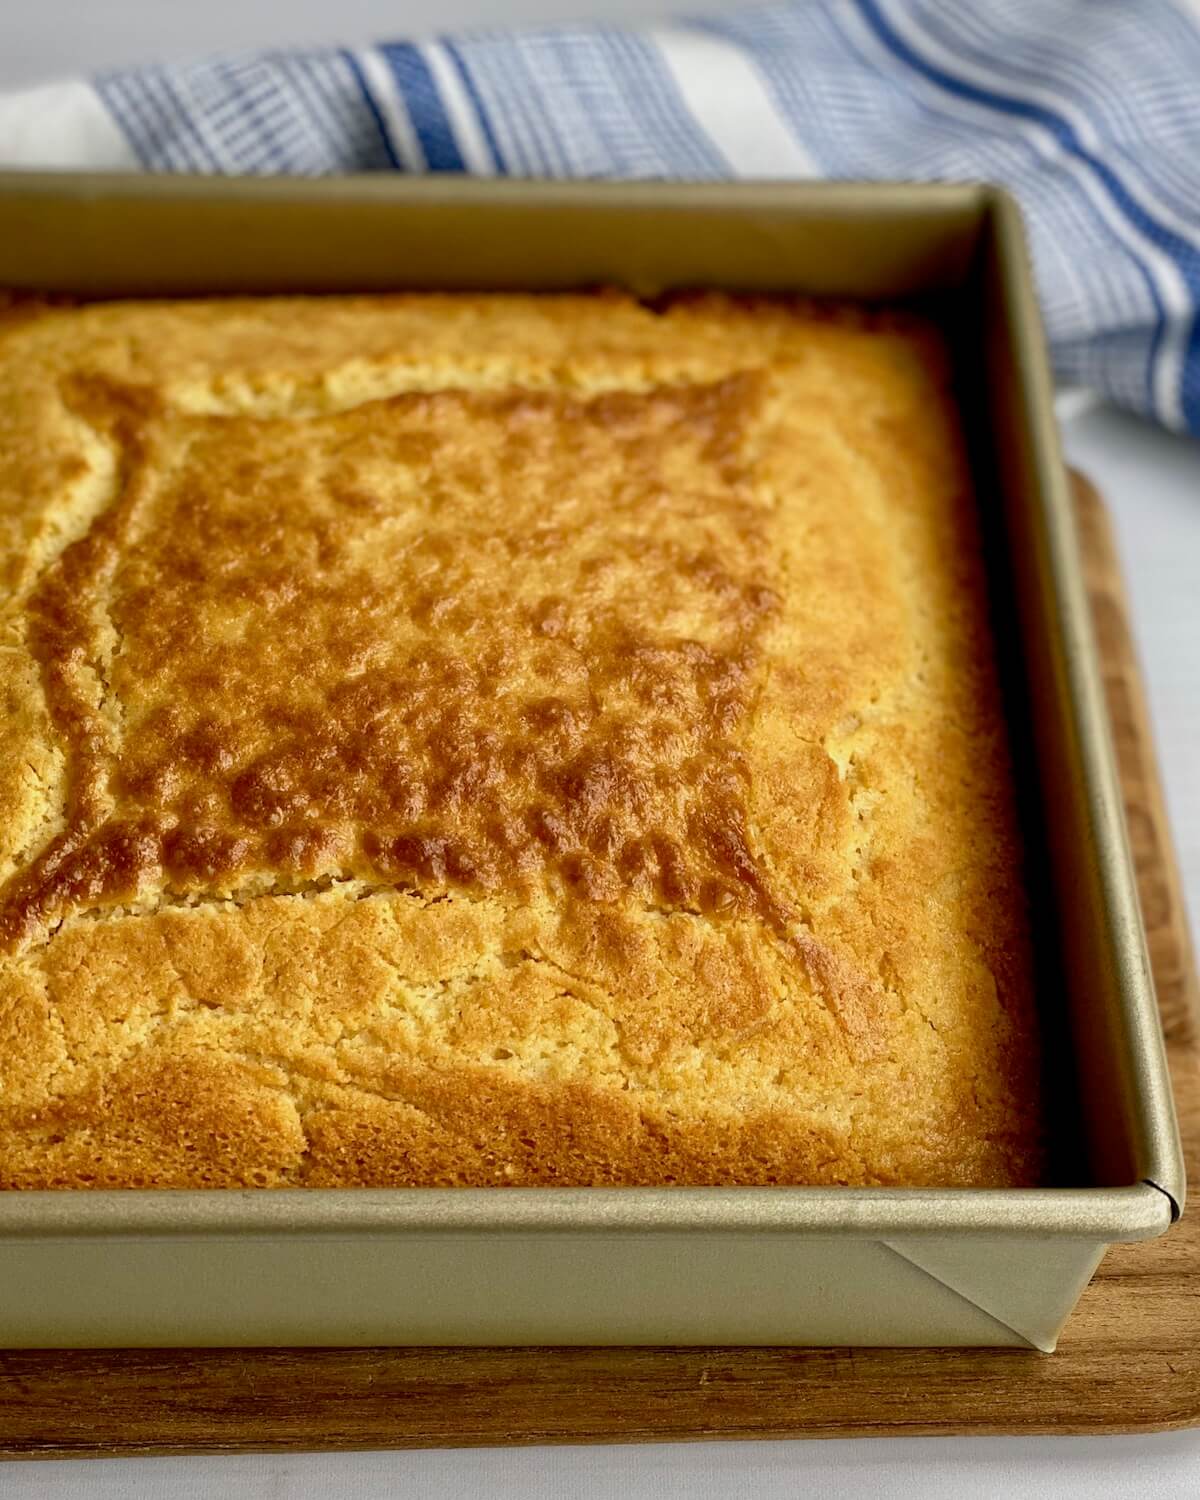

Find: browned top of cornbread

[0,290,1041,1190]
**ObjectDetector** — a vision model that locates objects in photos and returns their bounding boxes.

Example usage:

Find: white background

[2,2,1199,1494]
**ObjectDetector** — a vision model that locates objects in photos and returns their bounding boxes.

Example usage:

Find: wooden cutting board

[1,473,1196,1458]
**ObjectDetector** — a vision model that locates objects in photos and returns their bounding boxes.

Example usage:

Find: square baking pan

[0,174,1183,1351]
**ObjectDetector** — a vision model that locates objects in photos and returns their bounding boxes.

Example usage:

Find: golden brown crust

[0,291,1041,1189]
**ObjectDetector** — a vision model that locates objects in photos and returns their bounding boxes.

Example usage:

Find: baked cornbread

[0,290,1041,1190]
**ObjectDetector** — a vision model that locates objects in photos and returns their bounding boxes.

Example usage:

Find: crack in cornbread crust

[0,292,1041,1189]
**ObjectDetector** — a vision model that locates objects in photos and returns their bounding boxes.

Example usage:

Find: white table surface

[3,2,1199,1494]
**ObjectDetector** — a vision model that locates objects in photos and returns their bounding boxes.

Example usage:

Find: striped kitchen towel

[1,0,1198,435]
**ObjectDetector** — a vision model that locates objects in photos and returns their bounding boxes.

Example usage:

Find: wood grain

[0,473,1196,1458]
[1073,472,1200,1044]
